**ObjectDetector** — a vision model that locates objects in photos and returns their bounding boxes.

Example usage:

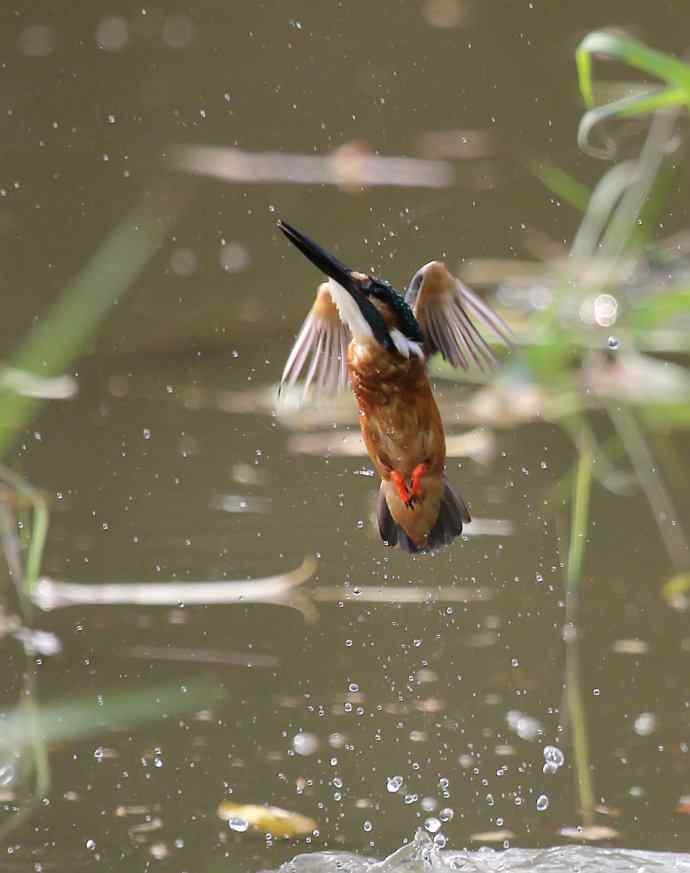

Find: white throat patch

[390,328,424,359]
[327,279,373,340]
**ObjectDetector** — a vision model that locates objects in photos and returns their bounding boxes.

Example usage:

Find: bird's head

[279,220,424,358]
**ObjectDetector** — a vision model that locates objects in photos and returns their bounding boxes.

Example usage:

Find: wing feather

[406,261,513,371]
[279,282,352,397]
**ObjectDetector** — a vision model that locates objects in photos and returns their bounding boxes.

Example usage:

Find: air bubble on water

[634,712,657,736]
[536,794,549,811]
[387,776,404,793]
[0,763,16,786]
[425,817,442,833]
[229,817,249,832]
[292,732,319,756]
[543,745,564,768]
[607,336,620,351]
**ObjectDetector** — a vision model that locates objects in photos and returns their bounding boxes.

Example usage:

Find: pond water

[1,2,690,871]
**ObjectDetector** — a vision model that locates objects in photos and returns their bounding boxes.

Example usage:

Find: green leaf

[578,86,688,159]
[531,160,591,213]
[632,287,690,332]
[0,679,218,750]
[576,32,690,108]
[662,572,690,602]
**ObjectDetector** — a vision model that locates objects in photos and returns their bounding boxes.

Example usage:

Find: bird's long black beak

[278,219,397,354]
[278,220,358,294]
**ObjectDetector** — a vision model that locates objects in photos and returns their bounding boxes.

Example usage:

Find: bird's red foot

[411,462,431,502]
[390,470,416,508]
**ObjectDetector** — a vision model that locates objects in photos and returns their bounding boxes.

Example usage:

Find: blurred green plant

[576,31,690,159]
[0,186,189,460]
[0,185,190,840]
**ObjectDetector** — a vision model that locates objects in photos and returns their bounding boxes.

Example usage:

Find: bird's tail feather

[376,478,470,554]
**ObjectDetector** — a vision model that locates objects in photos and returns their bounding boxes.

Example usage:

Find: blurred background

[1,1,690,871]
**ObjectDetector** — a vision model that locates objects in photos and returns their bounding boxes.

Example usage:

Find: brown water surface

[1,2,690,871]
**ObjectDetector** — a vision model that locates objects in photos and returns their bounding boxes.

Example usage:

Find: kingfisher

[278,220,512,554]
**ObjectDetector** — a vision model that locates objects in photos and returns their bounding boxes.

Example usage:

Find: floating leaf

[662,572,690,604]
[217,802,316,838]
[559,824,621,841]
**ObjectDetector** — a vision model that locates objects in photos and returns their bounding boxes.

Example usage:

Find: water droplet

[433,833,447,849]
[228,817,249,832]
[387,775,404,793]
[440,807,454,822]
[363,820,373,832]
[0,763,16,787]
[425,817,442,833]
[292,732,319,756]
[543,745,564,768]
[634,712,656,736]
[85,840,96,850]
[607,335,620,351]
[536,794,549,811]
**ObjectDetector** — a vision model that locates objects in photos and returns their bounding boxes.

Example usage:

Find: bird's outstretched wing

[405,261,513,371]
[280,282,352,395]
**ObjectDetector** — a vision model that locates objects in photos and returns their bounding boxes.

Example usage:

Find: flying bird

[278,220,512,553]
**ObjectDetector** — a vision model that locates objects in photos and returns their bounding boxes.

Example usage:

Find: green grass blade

[531,161,591,213]
[566,429,593,595]
[576,32,690,107]
[1,679,219,750]
[578,86,687,158]
[0,185,190,459]
[564,428,595,826]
